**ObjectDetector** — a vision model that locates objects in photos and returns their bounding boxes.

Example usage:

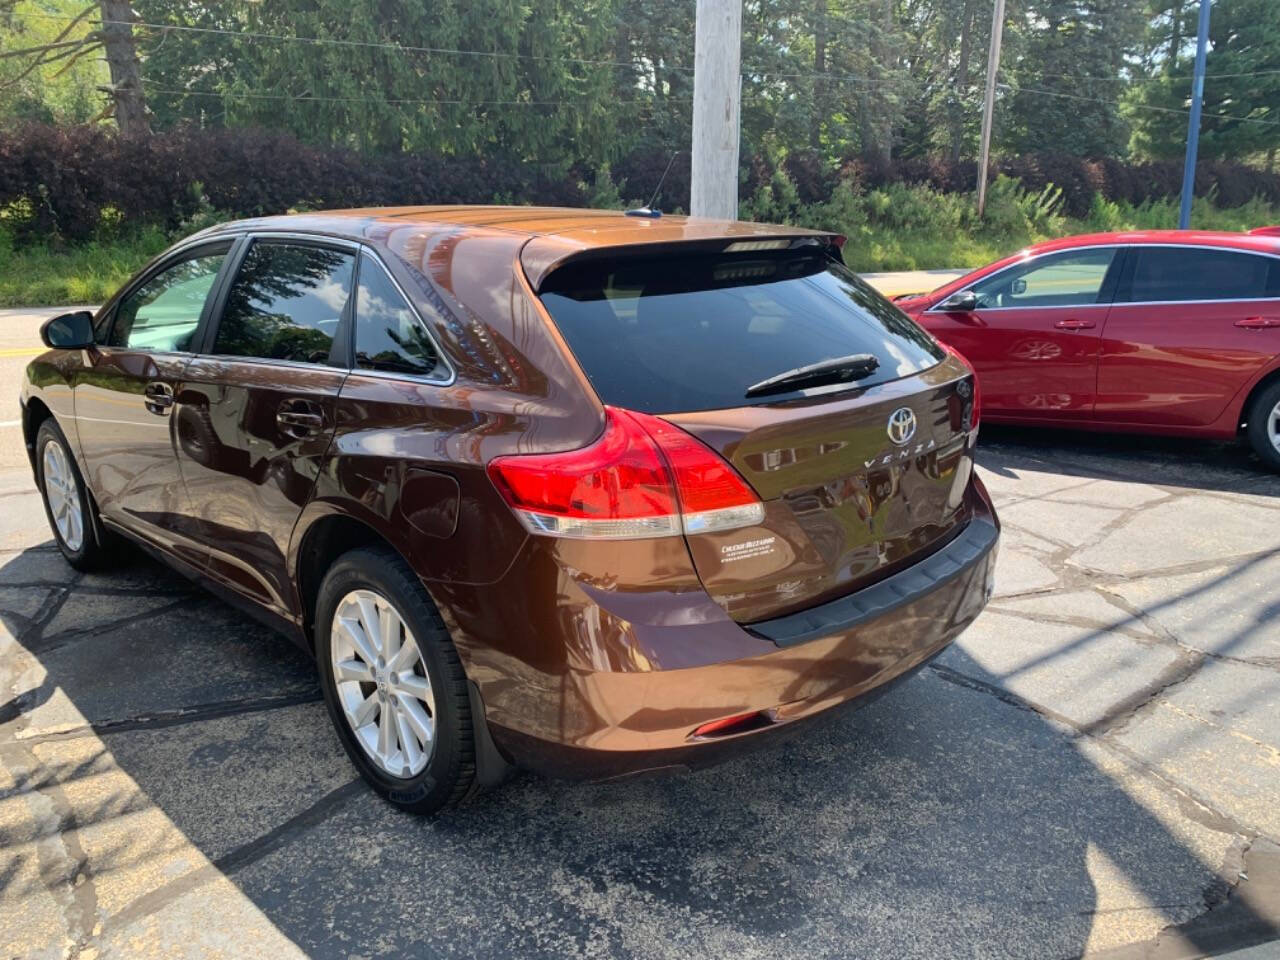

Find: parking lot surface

[2,428,1277,959]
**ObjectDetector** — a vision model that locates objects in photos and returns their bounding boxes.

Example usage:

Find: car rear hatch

[528,239,979,624]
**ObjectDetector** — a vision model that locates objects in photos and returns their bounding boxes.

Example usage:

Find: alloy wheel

[42,439,84,552]
[1269,399,1280,455]
[330,589,436,778]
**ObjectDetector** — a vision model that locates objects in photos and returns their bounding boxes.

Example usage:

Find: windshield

[538,251,945,414]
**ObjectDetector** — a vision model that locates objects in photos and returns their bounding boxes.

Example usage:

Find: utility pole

[1178,0,1212,230]
[691,0,743,220]
[975,0,1006,218]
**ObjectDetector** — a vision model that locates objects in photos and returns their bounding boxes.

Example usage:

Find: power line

[16,11,695,72]
[1001,83,1280,127]
[18,9,1280,85]
[142,84,692,107]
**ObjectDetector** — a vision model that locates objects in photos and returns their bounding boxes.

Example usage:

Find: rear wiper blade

[745,353,880,398]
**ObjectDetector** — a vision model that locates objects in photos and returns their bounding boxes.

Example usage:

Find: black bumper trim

[746,514,999,648]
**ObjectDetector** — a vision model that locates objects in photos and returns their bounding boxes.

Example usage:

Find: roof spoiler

[520,231,844,290]
[1246,226,1280,237]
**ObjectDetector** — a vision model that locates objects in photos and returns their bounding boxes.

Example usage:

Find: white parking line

[0,420,22,428]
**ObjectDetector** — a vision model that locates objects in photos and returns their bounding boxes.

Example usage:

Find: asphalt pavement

[1,298,1278,959]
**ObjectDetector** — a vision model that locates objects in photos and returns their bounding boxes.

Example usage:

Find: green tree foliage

[1001,0,1144,157]
[3,0,1279,173]
[1127,0,1280,166]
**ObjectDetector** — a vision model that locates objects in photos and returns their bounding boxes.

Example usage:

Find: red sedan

[894,229,1280,470]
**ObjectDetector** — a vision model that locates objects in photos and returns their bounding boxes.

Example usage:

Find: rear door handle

[143,381,174,415]
[1236,316,1280,329]
[1053,318,1096,330]
[276,402,325,437]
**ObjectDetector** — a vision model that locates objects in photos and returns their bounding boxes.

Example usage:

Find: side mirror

[937,290,978,313]
[40,311,95,350]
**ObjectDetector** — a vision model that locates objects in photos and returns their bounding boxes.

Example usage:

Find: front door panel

[927,305,1107,419]
[73,349,203,561]
[921,246,1121,420]
[71,240,234,565]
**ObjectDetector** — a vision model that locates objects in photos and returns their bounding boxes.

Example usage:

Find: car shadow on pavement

[978,425,1280,496]
[1,540,1276,958]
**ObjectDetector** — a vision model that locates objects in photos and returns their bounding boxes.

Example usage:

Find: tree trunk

[811,0,827,149]
[869,0,894,169]
[98,0,149,137]
[1167,0,1184,67]
[949,0,975,162]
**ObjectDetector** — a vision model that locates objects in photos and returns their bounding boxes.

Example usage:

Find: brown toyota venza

[21,207,998,812]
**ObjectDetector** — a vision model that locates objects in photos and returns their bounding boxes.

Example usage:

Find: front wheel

[1245,381,1280,472]
[315,546,477,814]
[35,418,111,570]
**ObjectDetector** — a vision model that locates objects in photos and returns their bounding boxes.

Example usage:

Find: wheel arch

[291,505,429,654]
[1237,360,1280,430]
[22,396,54,471]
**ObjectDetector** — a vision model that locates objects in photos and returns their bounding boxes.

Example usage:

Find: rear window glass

[538,252,945,413]
[1125,247,1279,302]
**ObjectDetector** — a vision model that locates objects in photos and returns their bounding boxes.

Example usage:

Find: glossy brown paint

[173,356,348,618]
[22,206,998,783]
[669,354,977,622]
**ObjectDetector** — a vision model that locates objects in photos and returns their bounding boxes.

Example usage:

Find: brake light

[944,344,981,431]
[487,407,765,540]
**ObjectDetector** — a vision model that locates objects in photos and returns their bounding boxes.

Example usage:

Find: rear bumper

[487,480,999,781]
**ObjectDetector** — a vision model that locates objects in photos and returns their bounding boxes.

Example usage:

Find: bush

[3,123,1280,251]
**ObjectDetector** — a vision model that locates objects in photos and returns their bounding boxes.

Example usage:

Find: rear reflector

[487,407,765,540]
[690,710,770,739]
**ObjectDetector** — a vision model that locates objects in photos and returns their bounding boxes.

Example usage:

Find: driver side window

[108,244,231,351]
[971,248,1117,309]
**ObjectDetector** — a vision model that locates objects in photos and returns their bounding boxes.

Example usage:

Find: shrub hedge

[4,123,1280,248]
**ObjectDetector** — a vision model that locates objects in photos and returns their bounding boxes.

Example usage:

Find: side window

[109,246,230,351]
[353,253,445,378]
[970,248,1117,309]
[213,241,355,364]
[1126,248,1274,302]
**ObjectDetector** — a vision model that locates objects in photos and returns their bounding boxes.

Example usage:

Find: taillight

[486,407,765,540]
[944,344,981,431]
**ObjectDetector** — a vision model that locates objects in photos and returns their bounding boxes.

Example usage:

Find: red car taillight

[486,407,765,540]
[944,344,981,431]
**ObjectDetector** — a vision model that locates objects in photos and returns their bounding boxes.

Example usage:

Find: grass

[0,226,170,307]
[3,186,1279,307]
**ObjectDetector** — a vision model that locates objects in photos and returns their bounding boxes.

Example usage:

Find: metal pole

[976,0,1005,218]
[691,0,743,220]
[1178,0,1211,230]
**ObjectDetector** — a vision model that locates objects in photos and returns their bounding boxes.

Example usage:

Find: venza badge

[887,407,917,445]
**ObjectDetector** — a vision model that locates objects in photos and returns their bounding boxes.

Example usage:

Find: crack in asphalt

[11,689,325,745]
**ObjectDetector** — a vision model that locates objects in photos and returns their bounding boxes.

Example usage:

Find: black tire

[315,546,476,814]
[34,418,111,571]
[1245,380,1280,472]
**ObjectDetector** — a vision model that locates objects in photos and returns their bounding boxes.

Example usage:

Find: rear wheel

[315,546,476,814]
[1245,380,1280,472]
[35,419,111,570]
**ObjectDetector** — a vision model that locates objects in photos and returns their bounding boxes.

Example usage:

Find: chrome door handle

[276,408,324,436]
[143,381,174,415]
[1054,318,1096,330]
[1236,316,1280,329]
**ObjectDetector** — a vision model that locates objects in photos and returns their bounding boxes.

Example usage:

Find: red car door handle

[1053,318,1096,330]
[1236,316,1280,329]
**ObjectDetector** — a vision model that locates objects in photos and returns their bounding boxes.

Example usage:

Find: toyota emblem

[887,407,917,445]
